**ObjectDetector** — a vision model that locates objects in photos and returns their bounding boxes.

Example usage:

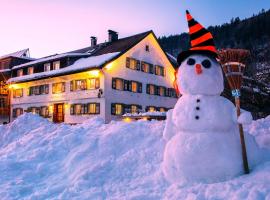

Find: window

[88,78,100,90]
[167,88,178,98]
[70,80,87,91]
[52,82,65,94]
[126,57,140,70]
[44,63,50,72]
[111,103,124,115]
[28,67,34,75]
[147,84,156,95]
[159,86,166,96]
[88,103,100,114]
[70,103,100,115]
[146,106,156,112]
[40,106,49,118]
[155,65,165,76]
[112,78,142,93]
[13,88,23,98]
[0,81,8,95]
[17,69,23,77]
[29,85,49,96]
[0,98,6,107]
[27,107,40,115]
[53,61,60,70]
[159,107,167,112]
[13,108,23,118]
[145,45,150,52]
[130,105,142,114]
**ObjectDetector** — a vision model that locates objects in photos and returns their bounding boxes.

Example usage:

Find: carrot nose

[195,64,202,75]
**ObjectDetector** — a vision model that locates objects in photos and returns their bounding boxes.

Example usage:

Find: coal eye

[202,59,211,68]
[187,58,196,65]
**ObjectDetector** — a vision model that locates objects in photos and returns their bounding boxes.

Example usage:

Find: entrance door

[53,103,64,123]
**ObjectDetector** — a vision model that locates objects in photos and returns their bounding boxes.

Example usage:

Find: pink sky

[1,0,269,58]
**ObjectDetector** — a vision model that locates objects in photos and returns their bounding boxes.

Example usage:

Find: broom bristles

[218,49,250,92]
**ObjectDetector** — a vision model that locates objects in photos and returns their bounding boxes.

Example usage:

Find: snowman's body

[163,54,263,184]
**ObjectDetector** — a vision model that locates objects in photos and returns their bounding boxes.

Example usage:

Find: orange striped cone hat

[177,10,218,64]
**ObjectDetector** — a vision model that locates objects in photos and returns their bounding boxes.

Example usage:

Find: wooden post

[235,97,250,174]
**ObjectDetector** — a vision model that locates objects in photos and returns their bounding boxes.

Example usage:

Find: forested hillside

[159,9,270,83]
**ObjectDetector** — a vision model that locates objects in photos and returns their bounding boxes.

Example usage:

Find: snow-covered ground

[0,114,269,200]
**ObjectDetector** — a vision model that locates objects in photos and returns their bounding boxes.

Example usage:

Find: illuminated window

[13,88,23,98]
[28,67,34,75]
[13,108,23,118]
[74,104,82,115]
[53,61,60,70]
[148,84,155,95]
[131,105,138,114]
[126,57,140,70]
[70,80,87,91]
[44,63,50,71]
[88,78,100,90]
[28,107,40,115]
[52,82,65,94]
[115,104,123,115]
[146,106,156,112]
[155,65,165,76]
[159,107,166,112]
[131,81,138,92]
[88,103,100,114]
[17,69,23,77]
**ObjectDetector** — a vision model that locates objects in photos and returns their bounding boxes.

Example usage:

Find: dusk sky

[1,0,270,58]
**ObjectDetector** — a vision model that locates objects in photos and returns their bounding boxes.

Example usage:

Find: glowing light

[142,117,148,121]
[49,105,53,113]
[64,103,69,109]
[123,117,132,123]
[8,84,19,89]
[88,70,100,77]
[105,62,113,70]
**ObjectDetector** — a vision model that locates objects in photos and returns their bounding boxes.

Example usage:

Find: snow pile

[0,113,270,199]
[123,111,166,117]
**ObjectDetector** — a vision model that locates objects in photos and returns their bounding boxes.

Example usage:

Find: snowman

[162,10,264,184]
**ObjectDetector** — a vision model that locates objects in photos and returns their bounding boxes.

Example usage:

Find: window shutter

[145,106,149,112]
[123,80,129,91]
[149,64,154,74]
[136,60,140,70]
[70,105,74,115]
[128,81,132,91]
[124,104,130,114]
[154,66,158,75]
[126,57,130,68]
[95,78,100,89]
[70,81,74,91]
[27,88,30,96]
[111,103,116,115]
[52,84,56,94]
[165,88,169,97]
[112,78,116,89]
[138,105,142,112]
[141,62,145,72]
[61,83,65,92]
[146,84,150,94]
[12,109,16,118]
[45,85,49,94]
[96,103,100,114]
[155,86,160,96]
[138,82,142,93]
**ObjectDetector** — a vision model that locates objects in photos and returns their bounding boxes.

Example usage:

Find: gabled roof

[69,30,152,56]
[0,49,33,60]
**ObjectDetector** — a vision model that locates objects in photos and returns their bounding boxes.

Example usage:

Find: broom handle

[235,97,250,174]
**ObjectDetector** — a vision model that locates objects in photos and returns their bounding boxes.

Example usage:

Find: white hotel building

[8,30,178,123]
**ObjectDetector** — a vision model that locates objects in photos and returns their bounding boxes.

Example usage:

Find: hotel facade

[8,30,178,123]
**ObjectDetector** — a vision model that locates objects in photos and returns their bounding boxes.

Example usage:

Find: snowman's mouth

[195,64,203,75]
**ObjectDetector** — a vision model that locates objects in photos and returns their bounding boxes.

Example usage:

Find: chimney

[108,30,118,42]
[91,36,97,47]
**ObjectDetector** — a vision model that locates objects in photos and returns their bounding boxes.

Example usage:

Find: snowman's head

[176,54,224,95]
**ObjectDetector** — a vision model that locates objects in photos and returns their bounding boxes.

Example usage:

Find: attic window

[145,45,150,52]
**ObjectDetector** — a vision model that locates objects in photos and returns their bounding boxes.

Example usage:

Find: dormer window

[28,67,34,75]
[44,63,50,72]
[17,69,23,77]
[53,61,60,70]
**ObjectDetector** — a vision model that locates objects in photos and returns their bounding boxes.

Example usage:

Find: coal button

[195,116,199,120]
[196,99,200,103]
[196,107,200,110]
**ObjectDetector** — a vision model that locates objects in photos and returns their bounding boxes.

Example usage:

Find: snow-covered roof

[0,49,33,60]
[12,53,90,70]
[0,69,11,73]
[8,52,120,83]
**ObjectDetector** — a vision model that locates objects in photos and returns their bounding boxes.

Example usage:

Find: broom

[218,48,251,174]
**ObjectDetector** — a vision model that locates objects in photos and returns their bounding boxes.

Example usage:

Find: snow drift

[0,113,270,200]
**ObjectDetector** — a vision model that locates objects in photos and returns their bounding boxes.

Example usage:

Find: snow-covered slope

[0,114,269,200]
